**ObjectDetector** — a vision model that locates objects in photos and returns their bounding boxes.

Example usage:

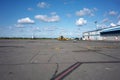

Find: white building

[82,26,120,41]
[82,29,103,40]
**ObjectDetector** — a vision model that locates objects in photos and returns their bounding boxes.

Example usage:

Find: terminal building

[82,25,120,41]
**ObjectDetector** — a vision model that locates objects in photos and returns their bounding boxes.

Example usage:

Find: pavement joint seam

[1,61,120,65]
[50,63,59,80]
[48,54,56,63]
[74,45,120,60]
[29,50,40,63]
[95,52,120,60]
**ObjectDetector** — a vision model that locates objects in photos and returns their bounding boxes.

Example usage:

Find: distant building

[82,26,120,41]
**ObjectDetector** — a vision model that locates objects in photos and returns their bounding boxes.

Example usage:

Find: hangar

[82,25,120,41]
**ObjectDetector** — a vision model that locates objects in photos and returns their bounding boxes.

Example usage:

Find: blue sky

[0,0,120,38]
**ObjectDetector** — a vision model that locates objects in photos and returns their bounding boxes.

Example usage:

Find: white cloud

[117,20,120,25]
[117,15,120,19]
[93,8,98,11]
[32,27,41,32]
[66,13,72,18]
[110,23,116,27]
[50,12,57,15]
[96,24,108,29]
[35,15,60,22]
[15,24,24,28]
[18,17,35,24]
[76,8,95,16]
[37,2,49,8]
[64,2,67,5]
[76,18,87,26]
[102,18,109,23]
[100,24,108,28]
[9,26,12,29]
[109,20,120,27]
[43,26,58,31]
[27,8,33,11]
[109,11,117,16]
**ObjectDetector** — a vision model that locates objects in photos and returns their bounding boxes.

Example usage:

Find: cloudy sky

[0,0,120,38]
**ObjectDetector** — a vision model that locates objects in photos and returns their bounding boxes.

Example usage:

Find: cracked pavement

[0,40,120,80]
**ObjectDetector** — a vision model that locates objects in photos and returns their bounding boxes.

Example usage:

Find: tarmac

[0,39,120,80]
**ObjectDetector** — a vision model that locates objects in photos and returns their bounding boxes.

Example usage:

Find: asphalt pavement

[0,39,120,80]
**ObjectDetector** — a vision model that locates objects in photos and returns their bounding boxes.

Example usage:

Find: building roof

[83,25,120,33]
[101,26,120,33]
